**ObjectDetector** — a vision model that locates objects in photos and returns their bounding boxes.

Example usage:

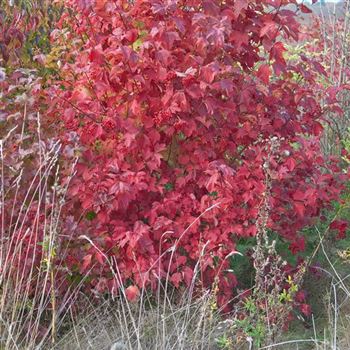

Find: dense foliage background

[1,1,350,349]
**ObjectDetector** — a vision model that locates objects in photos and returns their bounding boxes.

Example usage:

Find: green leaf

[86,211,97,221]
[164,182,173,191]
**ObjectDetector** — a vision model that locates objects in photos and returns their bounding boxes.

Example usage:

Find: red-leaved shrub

[45,0,346,304]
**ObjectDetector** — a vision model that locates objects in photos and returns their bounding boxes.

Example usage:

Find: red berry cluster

[154,110,172,126]
[166,71,177,82]
[174,119,186,131]
[102,118,116,130]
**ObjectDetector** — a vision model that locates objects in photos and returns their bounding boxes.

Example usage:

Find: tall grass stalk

[0,111,77,349]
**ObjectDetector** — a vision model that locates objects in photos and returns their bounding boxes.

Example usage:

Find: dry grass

[0,112,78,349]
[53,289,224,350]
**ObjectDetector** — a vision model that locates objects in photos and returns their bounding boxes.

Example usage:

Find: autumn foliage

[36,0,347,305]
[1,0,348,308]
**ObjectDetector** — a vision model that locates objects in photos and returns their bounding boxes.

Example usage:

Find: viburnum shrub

[46,0,346,305]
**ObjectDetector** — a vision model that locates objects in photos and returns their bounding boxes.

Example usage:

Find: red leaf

[285,158,296,172]
[170,92,189,113]
[82,254,92,271]
[234,0,248,19]
[294,202,305,217]
[203,1,220,15]
[95,252,104,265]
[300,4,312,14]
[170,272,182,288]
[156,49,171,66]
[289,237,305,254]
[89,47,105,64]
[292,190,305,202]
[230,30,249,50]
[312,61,327,76]
[125,285,140,302]
[200,63,220,84]
[270,42,286,67]
[300,303,312,317]
[257,64,271,84]
[295,291,306,303]
[313,122,323,136]
[260,21,277,38]
[330,220,348,240]
[265,0,281,6]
